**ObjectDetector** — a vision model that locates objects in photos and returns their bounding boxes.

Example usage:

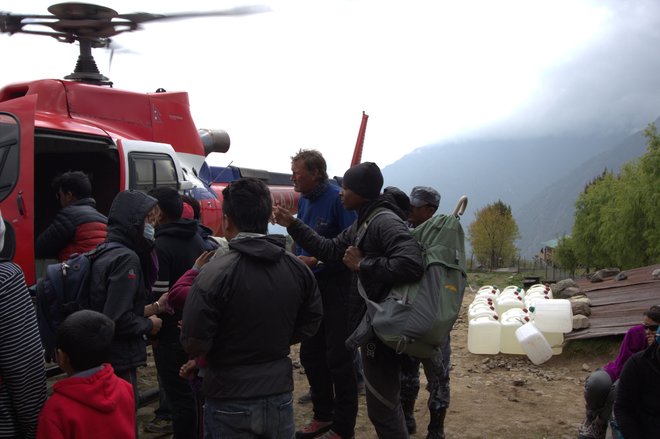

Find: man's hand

[298,255,319,268]
[343,246,363,272]
[148,315,163,335]
[272,206,295,228]
[179,359,198,379]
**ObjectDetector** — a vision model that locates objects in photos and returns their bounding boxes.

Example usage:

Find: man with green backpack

[399,186,452,439]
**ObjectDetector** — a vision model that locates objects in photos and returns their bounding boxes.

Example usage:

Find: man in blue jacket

[290,150,358,439]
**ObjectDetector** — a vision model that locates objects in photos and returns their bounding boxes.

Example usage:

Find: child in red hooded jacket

[37,310,135,439]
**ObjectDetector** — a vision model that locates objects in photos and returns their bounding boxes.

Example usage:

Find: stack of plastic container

[467,286,501,354]
[467,284,573,364]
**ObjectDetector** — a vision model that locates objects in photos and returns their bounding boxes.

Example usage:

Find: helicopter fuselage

[0,78,298,284]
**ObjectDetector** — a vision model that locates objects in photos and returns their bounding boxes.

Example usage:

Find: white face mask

[143,222,155,242]
[0,210,5,253]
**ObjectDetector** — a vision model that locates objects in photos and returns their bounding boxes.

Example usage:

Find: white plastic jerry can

[500,308,530,355]
[468,315,501,355]
[515,322,553,365]
[530,299,573,333]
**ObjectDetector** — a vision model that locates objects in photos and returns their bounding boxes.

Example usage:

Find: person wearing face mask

[614,308,660,439]
[0,210,47,439]
[86,190,163,420]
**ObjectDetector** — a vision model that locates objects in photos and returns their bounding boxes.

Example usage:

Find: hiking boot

[315,430,354,439]
[297,390,313,404]
[295,419,332,439]
[427,408,446,439]
[144,416,173,434]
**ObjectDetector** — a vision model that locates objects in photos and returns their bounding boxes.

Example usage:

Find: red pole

[350,111,369,166]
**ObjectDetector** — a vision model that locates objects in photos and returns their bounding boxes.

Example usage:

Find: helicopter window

[129,152,178,192]
[0,114,20,203]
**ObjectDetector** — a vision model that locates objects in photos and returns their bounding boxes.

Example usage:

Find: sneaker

[316,430,354,439]
[295,419,332,439]
[144,417,173,434]
[297,390,313,404]
[577,417,605,439]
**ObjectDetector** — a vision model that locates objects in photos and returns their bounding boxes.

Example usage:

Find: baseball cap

[409,186,440,208]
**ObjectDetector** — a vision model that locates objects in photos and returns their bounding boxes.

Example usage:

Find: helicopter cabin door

[0,95,36,282]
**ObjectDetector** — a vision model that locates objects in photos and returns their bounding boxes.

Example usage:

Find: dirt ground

[135,286,620,439]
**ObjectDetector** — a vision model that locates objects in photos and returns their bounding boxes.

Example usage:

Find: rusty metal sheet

[565,264,660,340]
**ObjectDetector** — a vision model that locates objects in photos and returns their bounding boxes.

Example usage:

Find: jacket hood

[155,218,199,239]
[356,195,402,227]
[228,234,287,262]
[106,190,158,249]
[52,364,124,414]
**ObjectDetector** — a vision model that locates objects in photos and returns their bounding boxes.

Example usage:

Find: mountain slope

[381,127,650,259]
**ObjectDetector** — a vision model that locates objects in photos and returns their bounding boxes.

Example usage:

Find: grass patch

[467,271,525,290]
[563,336,621,358]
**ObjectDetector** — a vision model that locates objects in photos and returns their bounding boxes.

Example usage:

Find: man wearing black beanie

[342,162,384,200]
[273,162,424,439]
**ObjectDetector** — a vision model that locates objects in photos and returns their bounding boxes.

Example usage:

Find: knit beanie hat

[342,162,383,199]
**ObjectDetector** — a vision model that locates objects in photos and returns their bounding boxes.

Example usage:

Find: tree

[468,200,520,269]
[554,236,578,276]
[571,170,616,271]
[569,122,660,270]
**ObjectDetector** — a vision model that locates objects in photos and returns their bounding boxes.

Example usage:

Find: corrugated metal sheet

[565,264,660,340]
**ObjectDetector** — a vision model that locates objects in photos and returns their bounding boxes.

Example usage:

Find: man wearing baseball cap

[399,186,451,439]
[408,186,441,229]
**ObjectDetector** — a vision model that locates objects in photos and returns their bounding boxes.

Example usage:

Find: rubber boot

[426,408,446,439]
[401,399,417,435]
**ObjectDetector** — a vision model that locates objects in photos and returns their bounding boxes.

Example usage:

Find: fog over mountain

[381,125,650,259]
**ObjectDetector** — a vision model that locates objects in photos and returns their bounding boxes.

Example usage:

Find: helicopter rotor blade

[117,5,271,25]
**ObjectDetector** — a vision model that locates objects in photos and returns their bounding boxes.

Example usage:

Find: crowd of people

[0,162,658,439]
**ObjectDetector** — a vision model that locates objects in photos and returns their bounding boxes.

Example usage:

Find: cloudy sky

[2,0,660,177]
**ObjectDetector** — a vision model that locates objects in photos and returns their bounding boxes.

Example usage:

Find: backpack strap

[354,207,397,248]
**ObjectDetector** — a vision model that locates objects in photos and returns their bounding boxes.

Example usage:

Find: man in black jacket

[181,178,323,439]
[36,171,107,261]
[87,190,163,409]
[148,187,206,438]
[273,162,424,439]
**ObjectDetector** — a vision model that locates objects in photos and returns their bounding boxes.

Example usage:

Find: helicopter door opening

[33,130,120,284]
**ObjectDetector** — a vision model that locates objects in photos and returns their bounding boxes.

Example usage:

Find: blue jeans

[204,392,294,439]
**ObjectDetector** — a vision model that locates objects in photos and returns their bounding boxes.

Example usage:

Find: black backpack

[35,242,123,362]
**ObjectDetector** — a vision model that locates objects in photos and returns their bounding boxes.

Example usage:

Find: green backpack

[357,197,467,359]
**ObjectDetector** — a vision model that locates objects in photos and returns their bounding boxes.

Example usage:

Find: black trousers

[300,273,358,438]
[153,340,198,439]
